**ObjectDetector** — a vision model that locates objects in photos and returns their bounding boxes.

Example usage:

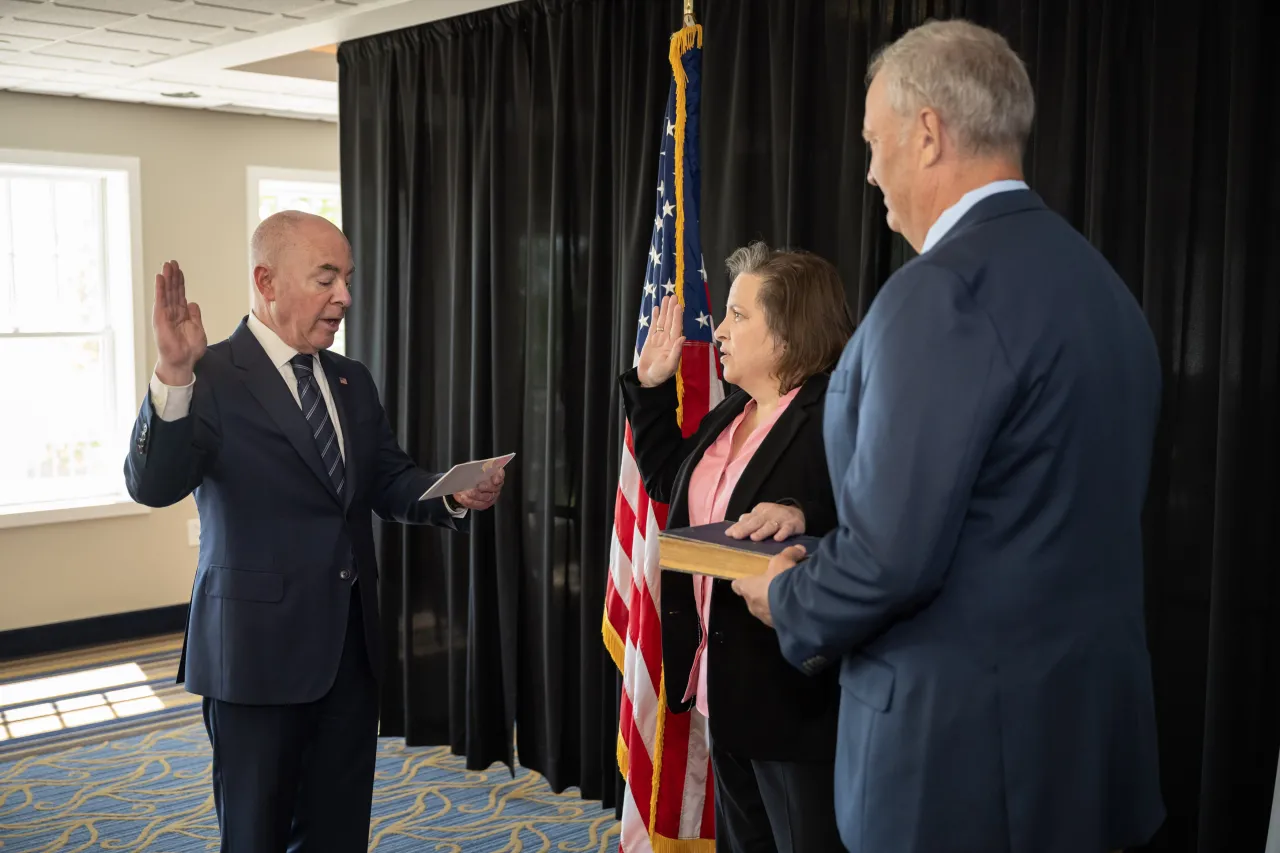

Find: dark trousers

[203,583,379,853]
[711,738,844,853]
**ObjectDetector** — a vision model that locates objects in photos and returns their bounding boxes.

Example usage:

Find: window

[246,168,345,354]
[0,151,145,529]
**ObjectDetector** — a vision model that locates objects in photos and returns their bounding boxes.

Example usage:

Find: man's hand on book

[726,502,805,542]
[731,544,806,627]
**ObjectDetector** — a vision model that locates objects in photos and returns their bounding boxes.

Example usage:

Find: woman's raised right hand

[637,294,686,388]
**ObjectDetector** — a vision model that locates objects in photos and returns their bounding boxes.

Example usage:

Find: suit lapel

[724,374,829,518]
[319,350,358,513]
[230,321,341,505]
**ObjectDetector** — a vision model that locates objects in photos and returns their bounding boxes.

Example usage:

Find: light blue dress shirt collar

[920,179,1029,254]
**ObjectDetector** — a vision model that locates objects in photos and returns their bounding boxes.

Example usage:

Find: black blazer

[619,368,840,761]
[124,318,466,706]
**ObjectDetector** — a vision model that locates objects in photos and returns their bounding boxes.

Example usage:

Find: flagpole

[684,0,695,27]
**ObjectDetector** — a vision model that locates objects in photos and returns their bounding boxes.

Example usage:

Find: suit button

[339,569,351,581]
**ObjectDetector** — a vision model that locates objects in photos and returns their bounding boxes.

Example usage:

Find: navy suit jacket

[125,318,466,706]
[769,190,1165,852]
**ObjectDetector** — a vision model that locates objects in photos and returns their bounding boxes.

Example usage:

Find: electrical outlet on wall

[187,518,201,547]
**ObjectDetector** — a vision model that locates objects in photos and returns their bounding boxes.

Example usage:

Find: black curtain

[337,0,686,809]
[338,0,1280,848]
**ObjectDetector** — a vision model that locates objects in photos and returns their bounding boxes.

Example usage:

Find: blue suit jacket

[124,318,466,706]
[769,190,1165,852]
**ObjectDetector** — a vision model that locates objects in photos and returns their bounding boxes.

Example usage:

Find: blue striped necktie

[289,354,345,498]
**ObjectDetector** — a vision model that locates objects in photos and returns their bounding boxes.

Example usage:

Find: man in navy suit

[733,19,1165,853]
[125,211,504,852]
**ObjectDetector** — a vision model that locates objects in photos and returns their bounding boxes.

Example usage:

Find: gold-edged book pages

[657,521,821,581]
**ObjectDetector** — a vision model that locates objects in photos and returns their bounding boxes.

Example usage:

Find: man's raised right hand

[152,260,207,386]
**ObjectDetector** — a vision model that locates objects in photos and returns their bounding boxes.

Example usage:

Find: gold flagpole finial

[683,0,696,27]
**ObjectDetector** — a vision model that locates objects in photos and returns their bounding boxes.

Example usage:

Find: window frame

[244,166,344,352]
[0,149,148,530]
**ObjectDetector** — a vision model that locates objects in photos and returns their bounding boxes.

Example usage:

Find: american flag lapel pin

[338,376,348,385]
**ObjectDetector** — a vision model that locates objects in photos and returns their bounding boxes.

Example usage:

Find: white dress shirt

[920,179,1029,254]
[149,311,465,515]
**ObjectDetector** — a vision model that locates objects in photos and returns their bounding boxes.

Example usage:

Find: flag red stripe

[614,485,637,565]
[633,576,664,713]
[677,343,713,434]
[623,708,655,826]
[605,579,630,643]
[652,703,693,838]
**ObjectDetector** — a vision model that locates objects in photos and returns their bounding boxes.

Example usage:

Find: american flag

[602,22,722,853]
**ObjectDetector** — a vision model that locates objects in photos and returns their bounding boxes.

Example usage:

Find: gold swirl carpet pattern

[0,636,620,852]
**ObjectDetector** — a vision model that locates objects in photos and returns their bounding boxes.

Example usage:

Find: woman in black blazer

[619,242,855,852]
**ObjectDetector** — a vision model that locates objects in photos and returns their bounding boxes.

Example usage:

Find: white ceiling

[0,0,513,122]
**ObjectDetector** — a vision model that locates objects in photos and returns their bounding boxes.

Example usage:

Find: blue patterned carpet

[0,633,620,851]
[0,719,619,852]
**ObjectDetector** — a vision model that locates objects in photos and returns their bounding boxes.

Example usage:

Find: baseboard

[0,604,188,662]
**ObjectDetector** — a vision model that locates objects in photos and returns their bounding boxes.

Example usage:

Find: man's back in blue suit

[748,20,1165,853]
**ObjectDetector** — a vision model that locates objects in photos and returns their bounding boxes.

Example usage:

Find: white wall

[0,91,339,632]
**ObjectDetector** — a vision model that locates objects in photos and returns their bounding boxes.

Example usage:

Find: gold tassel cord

[669,24,702,429]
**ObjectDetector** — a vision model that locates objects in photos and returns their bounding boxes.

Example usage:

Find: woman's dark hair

[724,241,855,392]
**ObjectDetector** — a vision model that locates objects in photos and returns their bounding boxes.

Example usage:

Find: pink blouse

[681,386,801,717]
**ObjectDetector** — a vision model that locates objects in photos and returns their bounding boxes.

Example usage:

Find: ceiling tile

[238,15,298,35]
[12,78,94,94]
[0,50,103,71]
[0,17,90,40]
[0,0,43,15]
[23,4,132,27]
[227,92,337,115]
[121,77,214,95]
[76,29,182,53]
[206,88,284,108]
[56,0,181,15]
[0,0,370,123]
[115,79,233,106]
[289,2,359,22]
[0,32,52,50]
[0,61,52,79]
[38,48,169,68]
[154,92,231,108]
[206,72,293,93]
[144,67,231,87]
[46,68,135,86]
[204,0,329,15]
[91,87,165,103]
[188,27,250,46]
[116,15,224,40]
[36,40,138,61]
[154,4,275,28]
